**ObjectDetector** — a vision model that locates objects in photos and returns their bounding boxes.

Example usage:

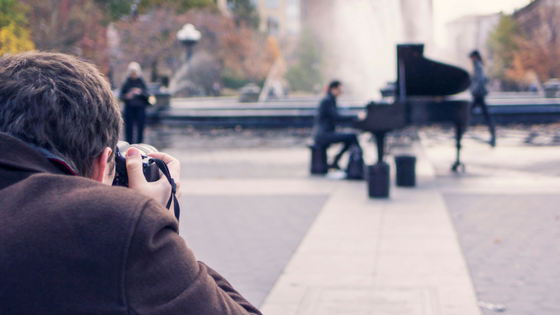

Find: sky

[433,0,533,48]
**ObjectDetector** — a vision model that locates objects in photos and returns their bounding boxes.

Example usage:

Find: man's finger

[148,152,175,164]
[149,152,180,176]
[126,148,147,188]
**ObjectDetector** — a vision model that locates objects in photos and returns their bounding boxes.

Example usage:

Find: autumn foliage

[10,0,213,78]
[506,6,560,84]
[0,0,34,55]
[488,7,560,88]
[20,0,111,72]
[114,7,279,91]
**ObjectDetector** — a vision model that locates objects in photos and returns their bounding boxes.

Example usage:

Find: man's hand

[126,148,182,208]
[124,88,142,100]
[357,111,367,120]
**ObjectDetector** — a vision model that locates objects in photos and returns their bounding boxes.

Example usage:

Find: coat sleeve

[138,78,150,99]
[325,98,354,123]
[470,62,488,97]
[124,200,262,315]
[119,80,131,101]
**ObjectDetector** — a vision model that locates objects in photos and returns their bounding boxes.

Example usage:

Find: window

[266,0,279,9]
[267,16,279,35]
[285,0,300,34]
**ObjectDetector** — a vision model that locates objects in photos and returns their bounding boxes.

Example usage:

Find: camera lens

[130,143,158,156]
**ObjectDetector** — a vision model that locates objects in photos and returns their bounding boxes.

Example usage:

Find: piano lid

[396,44,471,98]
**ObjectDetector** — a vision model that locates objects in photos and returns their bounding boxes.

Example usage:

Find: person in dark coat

[313,80,360,170]
[0,51,262,315]
[469,50,496,147]
[120,61,150,144]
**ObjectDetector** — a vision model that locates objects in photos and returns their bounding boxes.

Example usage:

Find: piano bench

[308,143,328,175]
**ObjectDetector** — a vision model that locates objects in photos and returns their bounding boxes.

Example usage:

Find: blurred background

[3,0,557,101]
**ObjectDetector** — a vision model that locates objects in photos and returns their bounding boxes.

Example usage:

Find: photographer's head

[0,51,123,183]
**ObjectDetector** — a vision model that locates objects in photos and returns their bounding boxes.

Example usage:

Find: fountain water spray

[310,0,433,101]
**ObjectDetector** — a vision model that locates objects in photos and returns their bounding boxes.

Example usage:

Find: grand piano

[353,44,471,172]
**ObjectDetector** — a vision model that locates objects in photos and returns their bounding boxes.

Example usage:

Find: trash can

[309,144,328,175]
[395,155,416,187]
[367,162,390,198]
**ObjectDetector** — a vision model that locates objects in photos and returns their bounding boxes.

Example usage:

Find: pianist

[312,80,360,170]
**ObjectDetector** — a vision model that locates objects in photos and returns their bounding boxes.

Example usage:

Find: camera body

[112,142,160,187]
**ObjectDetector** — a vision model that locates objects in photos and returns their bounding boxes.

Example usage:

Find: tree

[114,8,275,89]
[487,7,560,89]
[21,0,91,52]
[487,13,521,81]
[20,0,211,75]
[141,0,212,13]
[285,28,322,92]
[93,0,213,21]
[506,5,560,84]
[231,0,259,29]
[0,20,35,55]
[0,0,34,54]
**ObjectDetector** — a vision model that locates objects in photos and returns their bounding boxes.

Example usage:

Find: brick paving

[423,125,560,315]
[444,195,560,315]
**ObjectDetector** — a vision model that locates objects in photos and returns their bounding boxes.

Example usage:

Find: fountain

[306,0,433,101]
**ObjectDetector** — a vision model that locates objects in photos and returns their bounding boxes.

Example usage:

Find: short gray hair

[127,61,142,77]
[0,51,123,177]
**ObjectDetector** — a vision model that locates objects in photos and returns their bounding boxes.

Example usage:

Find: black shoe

[328,162,341,170]
[490,129,496,147]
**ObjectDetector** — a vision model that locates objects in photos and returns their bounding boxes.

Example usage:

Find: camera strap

[152,158,180,221]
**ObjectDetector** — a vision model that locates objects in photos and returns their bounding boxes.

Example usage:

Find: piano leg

[451,122,465,172]
[374,132,386,164]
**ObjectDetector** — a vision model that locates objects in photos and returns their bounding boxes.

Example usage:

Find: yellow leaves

[0,22,35,55]
[264,36,281,62]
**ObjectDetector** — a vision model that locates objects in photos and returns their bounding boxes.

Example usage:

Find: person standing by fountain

[313,80,360,170]
[469,50,496,147]
[120,62,150,144]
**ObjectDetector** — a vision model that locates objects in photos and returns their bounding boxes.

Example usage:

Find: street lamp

[177,24,201,62]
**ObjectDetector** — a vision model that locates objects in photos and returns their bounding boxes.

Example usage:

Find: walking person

[120,62,150,144]
[469,50,496,147]
[313,80,360,170]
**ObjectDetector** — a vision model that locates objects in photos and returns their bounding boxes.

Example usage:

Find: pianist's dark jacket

[313,92,354,140]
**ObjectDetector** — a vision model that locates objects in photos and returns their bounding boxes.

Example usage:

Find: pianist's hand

[357,111,367,120]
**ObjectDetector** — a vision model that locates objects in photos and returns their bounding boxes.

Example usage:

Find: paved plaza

[148,125,560,314]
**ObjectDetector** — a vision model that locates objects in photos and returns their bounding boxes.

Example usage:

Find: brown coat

[0,133,262,315]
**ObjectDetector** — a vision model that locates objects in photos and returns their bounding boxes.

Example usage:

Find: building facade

[513,0,560,37]
[446,14,500,68]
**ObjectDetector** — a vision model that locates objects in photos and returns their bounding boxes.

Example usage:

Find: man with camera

[0,52,262,314]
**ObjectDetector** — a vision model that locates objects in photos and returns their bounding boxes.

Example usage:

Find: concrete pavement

[166,132,480,314]
[259,141,481,315]
[156,125,560,314]
[422,127,560,315]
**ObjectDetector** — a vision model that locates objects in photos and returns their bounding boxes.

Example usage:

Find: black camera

[112,141,160,187]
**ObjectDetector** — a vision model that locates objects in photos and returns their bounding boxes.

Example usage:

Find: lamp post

[177,24,201,62]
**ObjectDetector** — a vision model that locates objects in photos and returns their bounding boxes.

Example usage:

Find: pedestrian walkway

[165,126,560,314]
[259,142,481,315]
